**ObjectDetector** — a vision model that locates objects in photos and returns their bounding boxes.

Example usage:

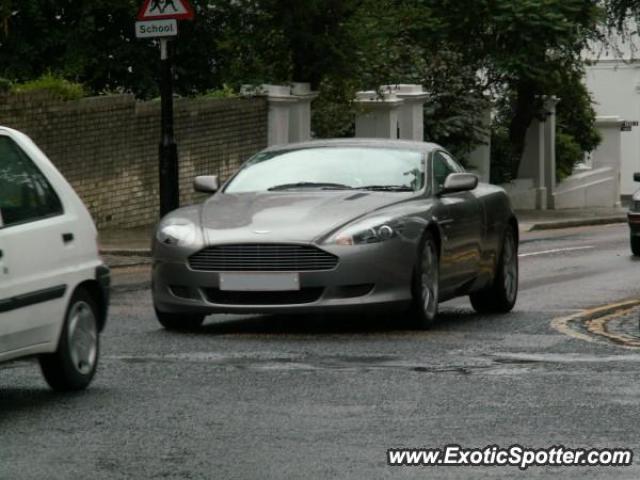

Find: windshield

[224,147,425,193]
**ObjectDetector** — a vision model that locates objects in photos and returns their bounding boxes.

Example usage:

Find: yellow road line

[550,299,640,347]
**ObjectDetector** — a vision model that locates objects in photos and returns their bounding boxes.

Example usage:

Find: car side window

[439,151,465,174]
[432,152,456,192]
[0,135,63,228]
[432,151,466,193]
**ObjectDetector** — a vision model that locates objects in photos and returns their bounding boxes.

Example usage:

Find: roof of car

[264,138,442,153]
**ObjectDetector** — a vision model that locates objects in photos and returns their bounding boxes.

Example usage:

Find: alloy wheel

[421,241,439,318]
[67,300,98,375]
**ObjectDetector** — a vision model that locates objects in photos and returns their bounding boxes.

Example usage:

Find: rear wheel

[39,288,99,391]
[470,227,518,314]
[410,232,440,329]
[155,309,205,331]
[631,235,640,256]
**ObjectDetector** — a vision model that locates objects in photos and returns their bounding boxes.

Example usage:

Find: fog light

[170,285,196,299]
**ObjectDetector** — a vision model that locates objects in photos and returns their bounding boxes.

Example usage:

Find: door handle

[62,233,74,244]
[0,249,3,259]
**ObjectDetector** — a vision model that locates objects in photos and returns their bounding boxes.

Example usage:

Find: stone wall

[0,92,268,228]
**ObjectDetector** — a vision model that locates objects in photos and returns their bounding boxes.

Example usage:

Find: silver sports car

[152,139,518,330]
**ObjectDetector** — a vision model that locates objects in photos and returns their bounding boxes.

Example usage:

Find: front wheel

[410,232,440,329]
[631,235,640,256]
[39,288,100,391]
[155,309,205,331]
[469,227,518,314]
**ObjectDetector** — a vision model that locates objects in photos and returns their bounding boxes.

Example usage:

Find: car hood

[200,191,412,244]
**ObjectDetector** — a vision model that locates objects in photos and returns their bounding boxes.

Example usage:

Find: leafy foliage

[556,132,585,181]
[604,0,640,31]
[201,84,237,99]
[13,73,86,100]
[0,77,11,94]
[0,0,625,175]
[489,75,601,184]
[488,124,514,184]
[311,77,359,139]
[555,72,601,155]
[0,1,158,96]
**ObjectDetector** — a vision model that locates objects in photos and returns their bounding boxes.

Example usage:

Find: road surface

[2,224,640,479]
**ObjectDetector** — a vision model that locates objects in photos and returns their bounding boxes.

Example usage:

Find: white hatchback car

[0,127,109,391]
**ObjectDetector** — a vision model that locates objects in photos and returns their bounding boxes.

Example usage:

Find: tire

[631,235,640,256]
[39,288,100,392]
[410,232,440,329]
[155,309,205,331]
[469,227,518,314]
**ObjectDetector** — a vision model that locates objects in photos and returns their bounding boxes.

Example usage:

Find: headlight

[327,218,398,246]
[156,218,197,247]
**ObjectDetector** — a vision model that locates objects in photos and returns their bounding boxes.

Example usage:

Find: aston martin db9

[152,139,518,330]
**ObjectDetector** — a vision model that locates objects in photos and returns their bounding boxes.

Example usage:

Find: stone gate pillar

[467,108,492,183]
[518,118,547,209]
[289,82,319,143]
[517,96,560,209]
[382,84,428,141]
[354,91,404,139]
[241,84,298,146]
[543,96,560,209]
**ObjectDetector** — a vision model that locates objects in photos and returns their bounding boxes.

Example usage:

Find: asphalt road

[2,224,640,479]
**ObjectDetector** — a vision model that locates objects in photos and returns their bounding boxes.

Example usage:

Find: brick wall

[0,92,268,228]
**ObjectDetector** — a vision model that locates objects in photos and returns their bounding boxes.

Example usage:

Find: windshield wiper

[358,185,415,192]
[268,182,353,191]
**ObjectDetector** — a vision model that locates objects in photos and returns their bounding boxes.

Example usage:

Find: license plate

[219,272,300,291]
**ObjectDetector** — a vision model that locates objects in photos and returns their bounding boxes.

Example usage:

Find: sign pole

[136,0,195,218]
[158,38,179,217]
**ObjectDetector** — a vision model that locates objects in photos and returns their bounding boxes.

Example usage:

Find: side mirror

[439,173,479,195]
[194,175,219,194]
[634,172,640,183]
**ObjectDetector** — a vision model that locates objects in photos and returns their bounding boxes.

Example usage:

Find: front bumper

[152,242,415,315]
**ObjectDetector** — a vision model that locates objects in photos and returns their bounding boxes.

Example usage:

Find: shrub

[556,132,584,181]
[13,73,86,100]
[311,77,359,139]
[202,84,237,99]
[0,77,12,94]
[489,125,515,185]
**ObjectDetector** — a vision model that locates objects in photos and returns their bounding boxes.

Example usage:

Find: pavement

[98,227,153,292]
[516,207,628,232]
[99,207,629,260]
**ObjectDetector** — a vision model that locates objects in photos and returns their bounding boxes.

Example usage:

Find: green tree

[459,0,602,170]
[0,0,612,172]
[345,0,602,163]
[604,0,640,30]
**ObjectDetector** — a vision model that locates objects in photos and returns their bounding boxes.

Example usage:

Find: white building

[584,36,640,198]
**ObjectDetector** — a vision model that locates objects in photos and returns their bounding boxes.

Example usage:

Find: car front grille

[188,244,339,272]
[204,288,324,305]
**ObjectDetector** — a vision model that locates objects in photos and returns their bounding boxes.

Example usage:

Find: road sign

[135,19,178,38]
[135,0,195,217]
[137,0,194,21]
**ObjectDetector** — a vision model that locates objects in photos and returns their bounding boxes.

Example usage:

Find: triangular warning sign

[137,0,194,21]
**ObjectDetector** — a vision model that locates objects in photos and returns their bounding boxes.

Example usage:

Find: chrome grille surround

[188,244,339,272]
